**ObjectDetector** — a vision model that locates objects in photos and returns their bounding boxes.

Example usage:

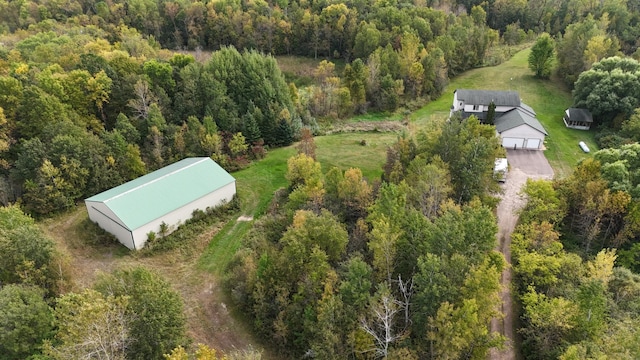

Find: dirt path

[489,166,553,360]
[41,208,266,358]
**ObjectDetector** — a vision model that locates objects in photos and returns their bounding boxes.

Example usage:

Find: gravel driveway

[489,150,553,360]
[505,149,554,177]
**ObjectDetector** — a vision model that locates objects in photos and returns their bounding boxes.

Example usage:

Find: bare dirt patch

[41,207,265,357]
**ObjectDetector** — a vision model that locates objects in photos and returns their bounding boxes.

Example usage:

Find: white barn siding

[130,181,237,249]
[86,201,136,250]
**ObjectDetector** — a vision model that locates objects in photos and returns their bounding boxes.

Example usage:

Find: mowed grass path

[412,48,597,178]
[199,132,398,274]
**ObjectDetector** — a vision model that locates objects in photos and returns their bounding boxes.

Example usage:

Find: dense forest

[226,116,506,358]
[2,0,640,358]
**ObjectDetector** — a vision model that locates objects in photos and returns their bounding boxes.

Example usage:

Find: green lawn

[199,131,397,274]
[315,132,398,180]
[412,48,596,178]
[201,48,599,273]
[198,146,294,274]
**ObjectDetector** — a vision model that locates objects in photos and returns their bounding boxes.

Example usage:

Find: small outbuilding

[564,108,593,130]
[85,157,236,250]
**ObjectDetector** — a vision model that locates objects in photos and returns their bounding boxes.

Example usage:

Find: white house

[85,157,236,250]
[451,89,521,120]
[451,89,548,149]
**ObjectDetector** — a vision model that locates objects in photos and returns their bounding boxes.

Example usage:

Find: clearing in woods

[41,207,266,357]
[42,131,399,359]
[41,47,585,358]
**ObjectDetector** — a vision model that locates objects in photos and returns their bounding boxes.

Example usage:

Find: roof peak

[104,157,210,203]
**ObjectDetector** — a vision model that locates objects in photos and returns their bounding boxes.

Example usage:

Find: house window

[473,105,479,111]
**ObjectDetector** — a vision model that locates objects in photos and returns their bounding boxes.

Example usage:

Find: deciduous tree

[528,33,555,79]
[573,56,640,125]
[46,289,130,360]
[0,284,53,360]
[94,267,187,360]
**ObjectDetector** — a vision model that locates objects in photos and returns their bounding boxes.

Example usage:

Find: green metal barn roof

[85,157,235,230]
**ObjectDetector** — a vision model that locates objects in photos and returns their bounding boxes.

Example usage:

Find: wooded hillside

[3,0,640,359]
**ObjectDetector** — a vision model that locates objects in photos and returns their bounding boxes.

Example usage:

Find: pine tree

[274,119,293,146]
[486,101,496,125]
[242,111,262,144]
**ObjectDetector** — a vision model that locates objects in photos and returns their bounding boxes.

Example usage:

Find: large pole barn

[85,157,236,250]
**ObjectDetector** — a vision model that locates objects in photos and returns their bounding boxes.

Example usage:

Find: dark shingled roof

[566,108,593,123]
[455,89,521,107]
[495,108,548,135]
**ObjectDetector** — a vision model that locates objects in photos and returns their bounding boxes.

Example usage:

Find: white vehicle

[579,141,590,153]
[494,158,508,183]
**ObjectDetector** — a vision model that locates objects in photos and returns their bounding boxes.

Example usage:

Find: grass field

[199,131,398,274]
[411,48,597,178]
[202,47,598,274]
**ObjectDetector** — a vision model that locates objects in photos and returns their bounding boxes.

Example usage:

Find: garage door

[502,137,525,149]
[525,138,541,149]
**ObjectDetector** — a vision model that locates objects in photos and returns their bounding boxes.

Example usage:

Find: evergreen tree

[486,101,496,125]
[274,119,293,147]
[242,111,262,144]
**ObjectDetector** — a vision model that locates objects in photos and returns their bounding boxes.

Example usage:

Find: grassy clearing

[315,132,398,180]
[412,48,596,178]
[275,56,319,87]
[200,132,397,274]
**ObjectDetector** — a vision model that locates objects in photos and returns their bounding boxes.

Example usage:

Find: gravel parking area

[505,149,554,178]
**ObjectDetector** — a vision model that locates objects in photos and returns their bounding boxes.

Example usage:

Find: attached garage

[85,157,236,250]
[502,137,525,149]
[525,138,541,149]
[495,108,547,150]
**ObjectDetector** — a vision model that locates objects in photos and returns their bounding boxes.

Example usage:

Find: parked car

[579,141,590,153]
[493,158,508,183]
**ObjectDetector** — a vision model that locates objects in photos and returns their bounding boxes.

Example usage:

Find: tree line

[3,0,638,61]
[0,22,304,215]
[511,152,640,358]
[0,0,512,215]
[5,0,637,216]
[0,205,187,359]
